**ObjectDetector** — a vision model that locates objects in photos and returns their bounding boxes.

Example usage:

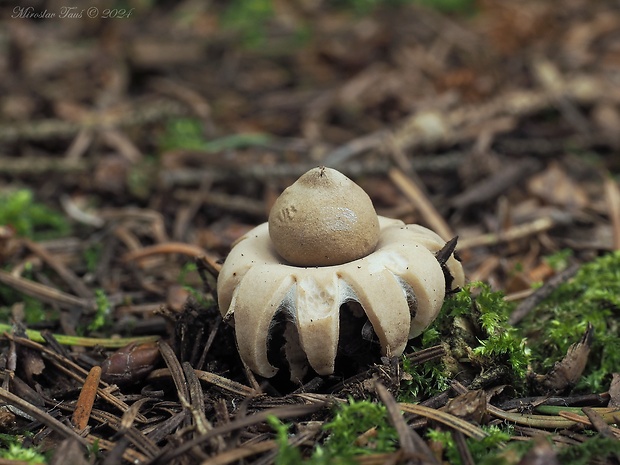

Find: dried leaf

[541,323,594,393]
[528,161,588,210]
[608,373,620,408]
[444,390,487,424]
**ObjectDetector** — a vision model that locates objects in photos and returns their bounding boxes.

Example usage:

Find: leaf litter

[0,1,620,463]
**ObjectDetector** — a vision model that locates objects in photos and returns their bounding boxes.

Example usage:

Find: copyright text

[11,6,135,19]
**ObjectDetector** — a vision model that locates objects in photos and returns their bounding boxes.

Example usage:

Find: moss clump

[400,352,451,400]
[522,250,620,392]
[159,117,270,152]
[427,425,519,465]
[0,435,46,464]
[557,435,620,465]
[270,398,398,464]
[0,189,70,240]
[401,282,530,400]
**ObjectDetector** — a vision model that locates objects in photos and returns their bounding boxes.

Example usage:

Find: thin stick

[604,177,620,250]
[458,214,570,250]
[509,262,580,325]
[388,167,454,241]
[0,270,96,312]
[0,323,159,348]
[376,381,439,464]
[24,240,94,299]
[0,388,89,447]
[201,440,277,465]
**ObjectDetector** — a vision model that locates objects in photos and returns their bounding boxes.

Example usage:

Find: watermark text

[11,6,134,19]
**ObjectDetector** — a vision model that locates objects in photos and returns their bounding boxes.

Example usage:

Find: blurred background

[1,0,619,305]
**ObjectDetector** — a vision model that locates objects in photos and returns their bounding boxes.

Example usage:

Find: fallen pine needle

[0,323,159,348]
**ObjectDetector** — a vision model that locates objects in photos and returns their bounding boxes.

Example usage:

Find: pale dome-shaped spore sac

[268,167,380,267]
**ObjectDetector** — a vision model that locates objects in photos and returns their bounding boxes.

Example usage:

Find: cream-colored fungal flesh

[217,217,464,378]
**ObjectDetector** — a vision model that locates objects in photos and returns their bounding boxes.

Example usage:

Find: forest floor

[0,1,620,464]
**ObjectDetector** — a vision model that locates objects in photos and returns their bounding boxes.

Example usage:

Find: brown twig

[450,158,542,209]
[376,381,439,464]
[509,262,581,325]
[121,242,217,266]
[24,239,93,299]
[581,407,620,440]
[0,388,89,447]
[202,440,277,465]
[0,270,96,312]
[399,403,488,440]
[9,336,144,421]
[0,99,186,142]
[388,167,454,241]
[458,212,572,250]
[604,176,620,251]
[148,402,326,464]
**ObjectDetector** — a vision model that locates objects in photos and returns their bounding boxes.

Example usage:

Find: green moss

[159,118,206,151]
[0,189,70,240]
[84,243,103,273]
[127,156,159,200]
[222,0,274,48]
[557,435,620,465]
[400,354,450,401]
[427,425,518,465]
[159,118,271,153]
[522,251,620,392]
[267,416,304,465]
[0,435,46,464]
[270,399,398,464]
[446,283,530,380]
[87,289,112,332]
[400,282,530,400]
[0,267,59,324]
[320,399,397,458]
[179,262,215,307]
[544,248,573,271]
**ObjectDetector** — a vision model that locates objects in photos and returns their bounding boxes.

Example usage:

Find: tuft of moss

[159,117,270,153]
[270,398,398,464]
[221,0,274,48]
[87,289,112,332]
[401,282,530,400]
[0,435,46,464]
[178,261,215,307]
[400,353,450,401]
[320,398,397,458]
[0,189,70,240]
[522,251,620,392]
[556,435,620,465]
[427,425,519,465]
[267,416,304,465]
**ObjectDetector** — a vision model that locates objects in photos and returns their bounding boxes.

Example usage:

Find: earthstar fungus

[217,167,464,379]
